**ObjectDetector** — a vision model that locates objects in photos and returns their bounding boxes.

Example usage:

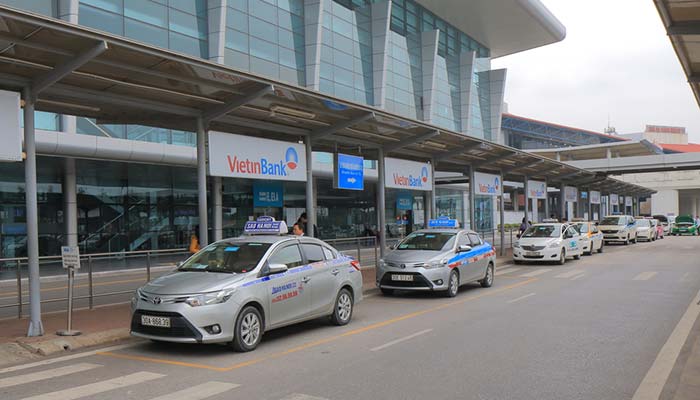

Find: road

[0,236,699,399]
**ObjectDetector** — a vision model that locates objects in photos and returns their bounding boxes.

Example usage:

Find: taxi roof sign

[244,216,288,235]
[428,218,459,228]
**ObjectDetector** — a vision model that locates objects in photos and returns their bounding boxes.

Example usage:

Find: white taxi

[513,222,583,265]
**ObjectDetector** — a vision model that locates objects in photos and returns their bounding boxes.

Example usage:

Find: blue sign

[253,181,284,207]
[244,217,287,235]
[428,218,459,228]
[396,192,413,210]
[334,153,364,190]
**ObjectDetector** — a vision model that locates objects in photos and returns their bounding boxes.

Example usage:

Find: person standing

[188,232,200,254]
[292,223,305,236]
[518,217,530,238]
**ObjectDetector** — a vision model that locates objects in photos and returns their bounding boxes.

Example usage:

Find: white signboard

[625,197,632,207]
[0,90,21,162]
[474,172,502,196]
[590,190,601,205]
[610,194,619,204]
[208,131,307,181]
[61,246,81,270]
[564,186,578,203]
[527,180,547,199]
[384,158,432,191]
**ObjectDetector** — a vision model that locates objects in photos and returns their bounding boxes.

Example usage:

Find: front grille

[523,255,545,259]
[131,310,202,341]
[602,230,618,234]
[380,273,432,288]
[386,262,423,269]
[521,245,545,251]
[139,292,188,305]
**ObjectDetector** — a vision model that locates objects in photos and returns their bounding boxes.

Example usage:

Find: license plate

[141,315,170,328]
[391,274,413,281]
[525,251,540,256]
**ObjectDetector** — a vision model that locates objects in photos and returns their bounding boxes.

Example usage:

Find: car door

[301,242,337,316]
[466,233,488,281]
[264,242,312,327]
[591,224,601,250]
[565,226,581,255]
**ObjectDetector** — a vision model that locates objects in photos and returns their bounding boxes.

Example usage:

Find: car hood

[598,225,625,230]
[636,226,650,231]
[142,271,247,295]
[384,249,445,264]
[517,237,559,246]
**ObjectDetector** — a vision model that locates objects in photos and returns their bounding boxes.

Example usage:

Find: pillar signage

[527,180,547,199]
[384,158,432,191]
[253,181,284,207]
[625,197,632,207]
[0,90,21,162]
[474,172,502,196]
[208,131,306,181]
[564,186,578,202]
[396,192,413,210]
[590,191,601,205]
[333,153,364,190]
[610,194,619,204]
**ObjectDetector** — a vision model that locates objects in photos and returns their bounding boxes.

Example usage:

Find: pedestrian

[517,217,529,238]
[297,212,318,238]
[292,223,305,236]
[188,231,200,254]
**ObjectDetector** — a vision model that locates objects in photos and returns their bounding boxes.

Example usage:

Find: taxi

[634,218,656,241]
[512,221,583,265]
[599,215,638,245]
[376,218,495,297]
[671,215,699,236]
[572,220,604,255]
[130,217,363,352]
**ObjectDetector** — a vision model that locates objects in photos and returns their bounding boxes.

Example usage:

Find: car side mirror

[268,263,288,275]
[176,261,184,268]
[458,245,472,253]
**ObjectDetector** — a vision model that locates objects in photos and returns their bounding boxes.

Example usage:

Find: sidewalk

[660,309,700,400]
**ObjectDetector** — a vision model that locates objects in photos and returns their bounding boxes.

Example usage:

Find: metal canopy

[0,6,654,196]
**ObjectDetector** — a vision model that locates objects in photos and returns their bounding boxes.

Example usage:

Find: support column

[377,148,387,256]
[544,179,550,218]
[304,0,324,90]
[213,176,223,241]
[499,173,505,255]
[64,158,77,248]
[559,184,566,221]
[370,1,391,108]
[206,0,228,64]
[428,160,435,221]
[305,138,315,237]
[24,88,43,337]
[469,166,476,230]
[196,118,208,247]
[523,176,530,223]
[420,30,439,123]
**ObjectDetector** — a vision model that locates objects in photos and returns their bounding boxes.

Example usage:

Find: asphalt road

[1,236,699,400]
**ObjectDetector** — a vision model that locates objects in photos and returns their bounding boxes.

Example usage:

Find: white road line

[633,272,658,281]
[495,267,522,276]
[20,371,164,400]
[0,363,101,389]
[370,329,433,352]
[0,343,139,375]
[279,394,329,400]
[570,273,586,281]
[632,287,700,400]
[507,293,536,304]
[149,382,240,400]
[555,270,585,279]
[520,268,552,278]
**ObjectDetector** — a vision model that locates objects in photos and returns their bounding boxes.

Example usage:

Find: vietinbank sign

[208,131,306,181]
[474,172,502,196]
[385,158,432,191]
[527,180,547,199]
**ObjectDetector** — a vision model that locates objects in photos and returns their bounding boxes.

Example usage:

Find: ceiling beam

[310,112,375,141]
[202,84,273,124]
[500,159,546,176]
[383,129,440,153]
[667,21,700,35]
[31,41,107,100]
[434,142,482,162]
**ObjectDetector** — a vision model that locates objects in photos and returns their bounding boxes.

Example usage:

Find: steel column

[544,179,550,218]
[305,138,315,237]
[469,166,476,230]
[64,158,77,247]
[523,175,530,223]
[560,183,566,221]
[196,118,208,247]
[377,148,387,256]
[24,88,43,337]
[213,176,223,241]
[500,172,505,256]
[429,160,435,221]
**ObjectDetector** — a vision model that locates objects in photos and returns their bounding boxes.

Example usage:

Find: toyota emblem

[152,297,162,305]
[400,264,406,269]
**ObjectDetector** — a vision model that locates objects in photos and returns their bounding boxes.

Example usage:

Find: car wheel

[558,249,566,265]
[231,306,263,352]
[597,241,604,253]
[633,236,637,244]
[624,236,630,245]
[480,263,494,288]
[444,270,459,297]
[574,252,581,260]
[380,288,394,296]
[513,259,522,265]
[330,288,353,326]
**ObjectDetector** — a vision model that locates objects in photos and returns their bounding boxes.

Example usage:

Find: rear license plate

[141,315,170,328]
[391,274,413,282]
[525,251,540,256]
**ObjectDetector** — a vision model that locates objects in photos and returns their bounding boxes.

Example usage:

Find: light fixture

[270,104,316,120]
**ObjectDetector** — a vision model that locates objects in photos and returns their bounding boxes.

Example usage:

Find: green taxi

[671,215,699,236]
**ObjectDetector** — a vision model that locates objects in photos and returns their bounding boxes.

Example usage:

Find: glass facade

[76,117,196,147]
[385,30,421,119]
[225,0,306,86]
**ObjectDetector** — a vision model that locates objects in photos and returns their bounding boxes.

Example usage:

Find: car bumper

[130,299,240,344]
[512,247,561,262]
[603,233,628,242]
[375,266,452,291]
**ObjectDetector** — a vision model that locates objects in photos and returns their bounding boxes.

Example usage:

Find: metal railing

[325,236,380,268]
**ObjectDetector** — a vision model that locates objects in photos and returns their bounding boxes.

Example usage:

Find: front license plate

[391,274,413,282]
[141,315,170,328]
[525,251,540,256]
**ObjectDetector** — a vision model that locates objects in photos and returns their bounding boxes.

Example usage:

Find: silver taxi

[513,222,583,265]
[376,219,496,297]
[130,217,363,352]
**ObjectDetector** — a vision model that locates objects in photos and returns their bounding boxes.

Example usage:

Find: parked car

[599,215,638,245]
[513,223,583,265]
[634,218,655,241]
[652,215,671,235]
[671,215,699,236]
[647,218,664,240]
[572,221,604,255]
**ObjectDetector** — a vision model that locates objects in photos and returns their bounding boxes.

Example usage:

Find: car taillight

[350,260,361,271]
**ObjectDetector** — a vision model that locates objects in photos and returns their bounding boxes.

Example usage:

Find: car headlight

[513,241,521,248]
[548,241,561,249]
[185,289,235,307]
[378,259,385,268]
[422,258,448,269]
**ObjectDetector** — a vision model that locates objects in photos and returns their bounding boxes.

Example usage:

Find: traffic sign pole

[57,246,81,336]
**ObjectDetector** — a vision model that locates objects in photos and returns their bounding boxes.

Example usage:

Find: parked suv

[599,215,637,245]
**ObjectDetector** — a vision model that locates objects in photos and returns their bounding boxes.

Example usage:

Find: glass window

[250,37,278,62]
[79,3,124,35]
[178,242,271,274]
[125,18,168,49]
[168,0,207,18]
[81,0,122,14]
[468,233,482,247]
[396,232,456,251]
[322,246,336,260]
[169,31,207,58]
[124,0,167,27]
[169,8,207,40]
[268,244,305,268]
[522,225,561,238]
[302,243,325,263]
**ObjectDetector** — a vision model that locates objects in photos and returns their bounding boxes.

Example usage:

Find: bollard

[16,260,22,319]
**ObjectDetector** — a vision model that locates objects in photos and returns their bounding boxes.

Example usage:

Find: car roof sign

[428,217,459,228]
[244,216,288,235]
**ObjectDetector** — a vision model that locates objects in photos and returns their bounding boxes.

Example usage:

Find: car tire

[444,270,459,297]
[380,288,394,296]
[231,306,263,352]
[624,236,630,245]
[597,241,604,253]
[330,288,353,326]
[633,236,637,244]
[574,252,581,260]
[480,263,494,288]
[558,249,566,265]
[513,259,522,265]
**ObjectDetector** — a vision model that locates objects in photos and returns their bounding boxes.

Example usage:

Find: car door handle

[302,277,311,283]
[331,269,340,275]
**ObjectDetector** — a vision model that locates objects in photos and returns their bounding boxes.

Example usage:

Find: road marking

[555,270,585,279]
[149,382,240,400]
[633,272,658,281]
[520,269,552,278]
[98,278,538,372]
[0,343,138,375]
[507,293,536,304]
[495,267,522,276]
[0,363,101,389]
[279,394,329,400]
[632,287,700,400]
[20,371,164,400]
[570,273,586,281]
[370,328,433,352]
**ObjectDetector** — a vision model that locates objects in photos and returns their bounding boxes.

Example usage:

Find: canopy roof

[528,140,664,161]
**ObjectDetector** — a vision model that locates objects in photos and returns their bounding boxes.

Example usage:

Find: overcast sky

[491,0,700,143]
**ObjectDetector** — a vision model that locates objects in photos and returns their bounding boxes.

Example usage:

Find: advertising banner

[334,153,364,190]
[474,172,502,196]
[564,186,578,202]
[610,194,619,204]
[625,196,632,207]
[396,192,413,210]
[253,181,284,207]
[590,191,601,205]
[527,180,547,199]
[0,90,21,162]
[208,131,306,181]
[385,158,432,191]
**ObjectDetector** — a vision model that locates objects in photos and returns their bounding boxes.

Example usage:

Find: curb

[15,328,134,357]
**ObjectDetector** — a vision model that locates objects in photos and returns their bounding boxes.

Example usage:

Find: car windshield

[396,232,456,251]
[522,225,561,238]
[635,219,650,227]
[178,242,272,273]
[601,217,625,225]
[575,223,588,234]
